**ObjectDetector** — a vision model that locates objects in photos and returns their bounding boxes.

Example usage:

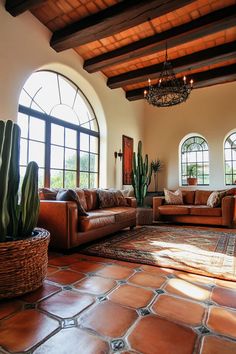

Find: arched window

[18,71,99,188]
[224,131,236,185]
[180,136,209,185]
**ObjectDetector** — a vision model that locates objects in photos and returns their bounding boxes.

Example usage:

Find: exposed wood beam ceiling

[5,0,236,102]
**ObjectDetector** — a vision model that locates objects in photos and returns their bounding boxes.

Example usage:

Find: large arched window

[18,71,99,188]
[224,131,236,185]
[180,135,209,185]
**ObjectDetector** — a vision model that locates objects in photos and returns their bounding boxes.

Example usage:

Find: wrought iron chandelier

[144,44,193,108]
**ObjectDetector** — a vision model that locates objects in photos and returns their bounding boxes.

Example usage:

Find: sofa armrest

[38,200,78,249]
[221,195,235,227]
[153,197,165,221]
[125,197,137,208]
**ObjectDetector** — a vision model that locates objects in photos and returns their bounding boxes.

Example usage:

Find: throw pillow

[207,191,226,208]
[56,189,88,216]
[38,188,58,200]
[112,189,128,206]
[97,189,117,208]
[164,188,183,205]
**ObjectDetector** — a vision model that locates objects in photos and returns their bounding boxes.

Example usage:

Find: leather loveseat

[153,189,236,228]
[37,188,137,249]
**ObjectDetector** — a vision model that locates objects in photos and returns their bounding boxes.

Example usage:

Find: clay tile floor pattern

[0,252,236,353]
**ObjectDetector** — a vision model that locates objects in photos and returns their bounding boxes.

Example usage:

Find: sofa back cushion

[181,190,195,205]
[194,190,212,205]
[84,189,99,211]
[74,188,88,210]
[39,188,58,200]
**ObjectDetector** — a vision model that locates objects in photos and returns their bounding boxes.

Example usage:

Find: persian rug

[82,226,236,281]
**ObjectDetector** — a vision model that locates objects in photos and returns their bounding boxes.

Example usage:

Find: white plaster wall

[144,81,236,191]
[0,1,144,189]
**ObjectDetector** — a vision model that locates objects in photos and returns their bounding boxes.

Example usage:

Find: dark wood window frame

[224,132,236,186]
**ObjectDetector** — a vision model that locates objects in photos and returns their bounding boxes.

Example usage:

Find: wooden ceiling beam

[50,0,195,52]
[125,64,236,101]
[5,0,47,16]
[84,5,236,73]
[107,41,236,89]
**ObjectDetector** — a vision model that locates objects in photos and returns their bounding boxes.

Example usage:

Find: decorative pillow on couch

[207,191,226,208]
[164,189,183,205]
[38,188,58,200]
[97,189,128,208]
[56,189,88,216]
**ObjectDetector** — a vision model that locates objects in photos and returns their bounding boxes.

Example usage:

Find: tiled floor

[0,249,236,353]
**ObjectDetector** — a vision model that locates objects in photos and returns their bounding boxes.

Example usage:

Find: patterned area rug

[82,226,236,281]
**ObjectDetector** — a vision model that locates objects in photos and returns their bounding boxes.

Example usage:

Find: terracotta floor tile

[215,279,236,290]
[47,269,85,285]
[109,284,154,308]
[74,275,116,295]
[0,300,22,320]
[39,291,94,318]
[80,300,138,337]
[78,254,114,263]
[128,272,166,288]
[211,287,236,308]
[128,315,196,354]
[96,264,134,279]
[152,294,205,326]
[200,335,236,354]
[47,266,59,275]
[113,260,142,268]
[140,265,175,276]
[34,327,109,354]
[48,255,81,267]
[69,260,106,273]
[20,282,61,303]
[207,306,236,338]
[164,278,211,301]
[0,309,59,352]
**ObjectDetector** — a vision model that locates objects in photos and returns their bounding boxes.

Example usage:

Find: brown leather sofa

[153,189,236,228]
[38,188,137,249]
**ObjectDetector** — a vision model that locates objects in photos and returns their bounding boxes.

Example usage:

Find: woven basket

[0,228,50,299]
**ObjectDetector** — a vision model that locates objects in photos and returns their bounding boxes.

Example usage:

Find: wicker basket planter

[0,228,50,299]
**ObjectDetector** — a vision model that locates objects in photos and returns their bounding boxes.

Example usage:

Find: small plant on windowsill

[187,164,198,185]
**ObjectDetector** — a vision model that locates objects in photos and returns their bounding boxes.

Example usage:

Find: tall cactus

[0,120,39,242]
[132,141,152,206]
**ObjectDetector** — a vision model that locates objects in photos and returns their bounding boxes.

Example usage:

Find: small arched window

[224,131,236,185]
[181,136,209,185]
[18,70,99,188]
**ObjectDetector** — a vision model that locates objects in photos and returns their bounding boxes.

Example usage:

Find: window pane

[226,174,232,185]
[65,171,76,189]
[50,170,63,188]
[38,168,45,188]
[20,167,26,190]
[65,148,76,170]
[65,128,77,149]
[80,133,89,151]
[18,113,28,138]
[51,124,64,146]
[90,154,98,172]
[59,75,77,107]
[20,139,28,166]
[51,105,79,125]
[29,141,45,167]
[90,173,98,188]
[80,172,89,188]
[29,117,45,141]
[51,146,64,169]
[90,136,98,153]
[80,152,89,171]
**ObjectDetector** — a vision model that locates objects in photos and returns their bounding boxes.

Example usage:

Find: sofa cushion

[56,189,88,216]
[39,188,58,200]
[182,190,195,204]
[83,189,99,211]
[104,207,136,223]
[74,188,88,210]
[207,191,226,208]
[225,187,236,196]
[190,205,222,217]
[164,189,183,205]
[97,189,128,208]
[79,210,115,231]
[194,190,212,205]
[159,205,190,215]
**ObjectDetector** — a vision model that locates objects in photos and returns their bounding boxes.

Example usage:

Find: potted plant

[132,141,152,206]
[151,159,162,192]
[187,164,198,185]
[0,120,50,299]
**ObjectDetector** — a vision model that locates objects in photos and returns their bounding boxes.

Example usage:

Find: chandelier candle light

[144,44,193,107]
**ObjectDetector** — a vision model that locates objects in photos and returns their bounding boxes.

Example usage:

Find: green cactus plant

[0,119,39,242]
[132,141,152,206]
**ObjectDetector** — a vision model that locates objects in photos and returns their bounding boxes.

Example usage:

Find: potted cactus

[0,120,50,299]
[132,141,152,206]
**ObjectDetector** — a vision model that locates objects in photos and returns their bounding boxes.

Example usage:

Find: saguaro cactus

[132,141,152,206]
[0,120,39,242]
